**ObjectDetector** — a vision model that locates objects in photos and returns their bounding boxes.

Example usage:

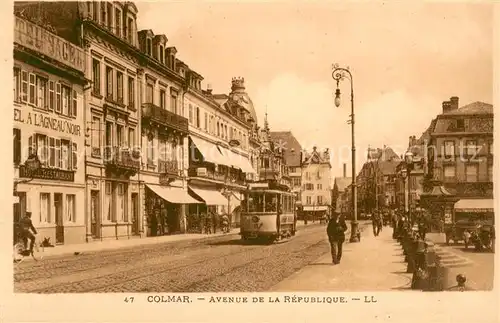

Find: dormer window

[147,38,152,56]
[106,2,113,30]
[127,17,134,43]
[115,8,121,38]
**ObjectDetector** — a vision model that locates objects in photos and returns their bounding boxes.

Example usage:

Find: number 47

[124,297,134,303]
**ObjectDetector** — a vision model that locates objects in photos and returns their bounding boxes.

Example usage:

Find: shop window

[40,193,51,223]
[66,194,76,222]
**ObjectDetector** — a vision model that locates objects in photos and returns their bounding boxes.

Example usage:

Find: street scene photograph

[12,1,494,294]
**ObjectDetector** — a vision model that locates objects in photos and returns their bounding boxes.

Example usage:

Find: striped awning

[454,199,494,213]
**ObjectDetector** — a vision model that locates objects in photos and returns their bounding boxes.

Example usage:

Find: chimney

[450,96,459,110]
[206,83,213,95]
[343,163,346,178]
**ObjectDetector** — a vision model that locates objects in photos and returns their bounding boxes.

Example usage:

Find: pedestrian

[417,214,428,240]
[372,211,382,236]
[391,210,398,239]
[326,213,348,265]
[18,211,37,253]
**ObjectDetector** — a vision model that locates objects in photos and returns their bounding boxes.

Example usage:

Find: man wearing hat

[19,211,37,253]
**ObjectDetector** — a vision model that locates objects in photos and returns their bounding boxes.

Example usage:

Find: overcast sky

[136,1,492,177]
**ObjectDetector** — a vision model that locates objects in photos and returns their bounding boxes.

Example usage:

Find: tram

[240,182,297,243]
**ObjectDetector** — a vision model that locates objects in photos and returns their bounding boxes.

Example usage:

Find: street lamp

[14,153,41,193]
[405,151,415,224]
[332,64,359,243]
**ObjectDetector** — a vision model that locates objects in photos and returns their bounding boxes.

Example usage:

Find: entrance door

[131,193,139,235]
[90,190,99,238]
[54,193,64,244]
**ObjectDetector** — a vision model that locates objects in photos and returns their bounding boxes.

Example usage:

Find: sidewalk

[28,220,313,260]
[269,227,414,291]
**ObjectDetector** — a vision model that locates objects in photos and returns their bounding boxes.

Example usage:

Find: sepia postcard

[1,0,499,322]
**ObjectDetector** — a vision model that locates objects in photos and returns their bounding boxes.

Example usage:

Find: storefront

[454,198,494,223]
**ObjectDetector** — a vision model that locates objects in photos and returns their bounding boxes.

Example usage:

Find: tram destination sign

[19,165,75,182]
[14,16,85,72]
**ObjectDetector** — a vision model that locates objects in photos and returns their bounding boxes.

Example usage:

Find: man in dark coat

[19,212,37,252]
[372,211,382,237]
[326,214,348,264]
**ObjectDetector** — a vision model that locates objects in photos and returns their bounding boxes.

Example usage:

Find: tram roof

[246,189,295,196]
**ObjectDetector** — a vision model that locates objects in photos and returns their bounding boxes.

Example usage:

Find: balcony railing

[104,147,141,172]
[142,103,188,134]
[159,160,179,176]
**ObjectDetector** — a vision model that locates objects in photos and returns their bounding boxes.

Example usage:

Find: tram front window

[265,193,277,212]
[248,192,264,212]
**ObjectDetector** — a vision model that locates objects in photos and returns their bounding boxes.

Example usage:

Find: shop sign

[19,165,75,182]
[14,16,85,72]
[14,108,81,136]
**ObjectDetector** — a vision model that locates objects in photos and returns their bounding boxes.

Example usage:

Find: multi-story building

[13,14,87,245]
[357,146,400,215]
[300,147,331,219]
[136,30,193,237]
[185,76,256,229]
[424,97,494,222]
[269,131,303,200]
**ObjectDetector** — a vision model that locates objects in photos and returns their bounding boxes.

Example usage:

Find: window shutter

[72,89,77,117]
[56,139,61,168]
[72,142,78,169]
[13,129,21,164]
[56,83,62,113]
[28,73,36,105]
[28,135,33,156]
[48,81,55,111]
[21,70,28,102]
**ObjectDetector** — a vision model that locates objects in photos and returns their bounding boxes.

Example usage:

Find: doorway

[90,190,100,238]
[131,193,139,235]
[54,193,64,244]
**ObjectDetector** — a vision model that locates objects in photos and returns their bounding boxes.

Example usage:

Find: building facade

[185,77,257,230]
[300,147,332,219]
[332,164,351,215]
[269,131,303,201]
[13,14,87,245]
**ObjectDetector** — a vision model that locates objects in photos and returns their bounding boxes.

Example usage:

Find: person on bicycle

[19,212,37,252]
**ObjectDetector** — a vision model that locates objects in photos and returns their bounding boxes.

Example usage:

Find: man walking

[326,214,348,264]
[372,211,382,237]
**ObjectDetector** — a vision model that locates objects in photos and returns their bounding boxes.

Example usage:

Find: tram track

[17,224,326,293]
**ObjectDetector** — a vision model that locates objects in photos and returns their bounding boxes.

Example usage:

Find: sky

[136,1,492,177]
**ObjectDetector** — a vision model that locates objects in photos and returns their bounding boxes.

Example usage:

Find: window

[107,2,113,30]
[465,140,477,156]
[170,94,177,114]
[62,85,71,116]
[115,8,121,37]
[147,38,152,56]
[116,183,125,222]
[37,134,49,165]
[127,18,133,43]
[66,194,76,222]
[105,122,113,146]
[188,104,193,124]
[91,117,101,157]
[160,89,166,109]
[195,107,200,128]
[465,164,478,182]
[128,77,135,108]
[105,182,111,221]
[317,184,322,190]
[444,140,455,157]
[146,84,153,103]
[14,68,20,101]
[60,139,71,170]
[317,196,323,205]
[48,81,55,111]
[224,125,228,139]
[204,112,208,131]
[116,71,123,103]
[36,76,47,109]
[13,129,21,164]
[28,73,36,105]
[159,45,164,63]
[101,3,107,26]
[128,128,135,148]
[40,193,51,223]
[217,122,220,137]
[93,1,98,22]
[316,171,321,179]
[56,83,62,113]
[306,196,312,205]
[456,119,465,130]
[92,59,100,94]
[106,66,113,98]
[116,124,124,147]
[488,164,493,181]
[55,139,61,168]
[443,165,456,179]
[147,135,154,163]
[21,70,28,102]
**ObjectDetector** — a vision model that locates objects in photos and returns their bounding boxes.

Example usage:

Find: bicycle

[13,231,43,264]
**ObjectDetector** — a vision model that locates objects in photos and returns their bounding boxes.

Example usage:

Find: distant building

[300,146,332,219]
[332,163,352,215]
[269,131,303,200]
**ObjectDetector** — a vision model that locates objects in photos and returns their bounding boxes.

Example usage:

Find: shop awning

[303,206,328,211]
[190,136,227,165]
[218,147,256,174]
[454,199,494,213]
[232,192,242,201]
[147,184,201,204]
[189,186,228,206]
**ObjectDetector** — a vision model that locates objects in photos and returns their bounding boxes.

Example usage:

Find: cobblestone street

[14,224,332,293]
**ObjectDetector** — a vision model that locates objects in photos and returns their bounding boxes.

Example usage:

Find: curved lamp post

[332,64,359,243]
